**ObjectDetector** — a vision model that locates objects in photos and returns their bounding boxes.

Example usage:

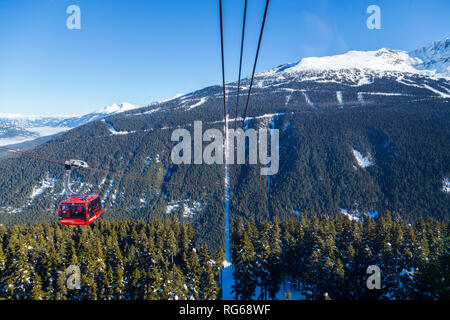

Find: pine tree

[130,267,143,299]
[93,238,107,298]
[5,240,34,299]
[102,265,114,300]
[186,250,201,300]
[31,274,44,300]
[257,221,272,300]
[164,227,178,266]
[268,218,283,299]
[55,272,68,300]
[215,248,226,299]
[215,248,226,270]
[200,262,219,300]
[0,219,229,301]
[114,263,125,299]
[147,265,163,300]
[0,245,5,286]
[232,230,257,300]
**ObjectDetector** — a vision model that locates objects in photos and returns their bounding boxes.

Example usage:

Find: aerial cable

[0,146,66,166]
[234,0,248,131]
[0,146,182,187]
[219,0,228,125]
[241,0,270,130]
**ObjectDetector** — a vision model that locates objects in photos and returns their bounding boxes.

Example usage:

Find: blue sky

[0,0,449,115]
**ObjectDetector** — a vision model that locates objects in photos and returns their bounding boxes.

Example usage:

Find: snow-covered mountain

[0,102,141,148]
[410,38,450,77]
[2,39,449,150]
[264,48,424,76]
[93,102,143,116]
[255,46,448,88]
[1,39,449,228]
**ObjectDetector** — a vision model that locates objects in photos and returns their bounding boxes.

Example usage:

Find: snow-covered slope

[410,38,450,77]
[256,41,449,86]
[2,39,449,149]
[0,102,141,147]
[281,48,422,74]
[94,102,141,115]
[1,39,449,228]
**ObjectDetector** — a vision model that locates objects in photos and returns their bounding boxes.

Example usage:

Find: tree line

[231,212,449,300]
[0,216,223,300]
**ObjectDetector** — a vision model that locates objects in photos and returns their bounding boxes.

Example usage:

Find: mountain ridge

[410,38,450,76]
[2,38,449,149]
[0,39,448,246]
[0,102,141,148]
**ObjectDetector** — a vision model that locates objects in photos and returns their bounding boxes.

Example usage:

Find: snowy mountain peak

[0,102,142,148]
[409,38,450,76]
[95,102,141,115]
[273,48,424,75]
[254,40,450,86]
[410,38,450,60]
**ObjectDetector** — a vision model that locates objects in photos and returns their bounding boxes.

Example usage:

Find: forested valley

[0,212,448,300]
[0,217,222,300]
[231,213,449,300]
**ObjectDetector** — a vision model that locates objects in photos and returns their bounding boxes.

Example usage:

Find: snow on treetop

[352,148,373,168]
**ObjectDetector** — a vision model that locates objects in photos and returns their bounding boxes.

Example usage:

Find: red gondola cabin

[58,195,102,225]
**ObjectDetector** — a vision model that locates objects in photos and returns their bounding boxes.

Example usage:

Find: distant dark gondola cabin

[58,195,102,225]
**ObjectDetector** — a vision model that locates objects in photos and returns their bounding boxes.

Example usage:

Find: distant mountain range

[1,39,449,151]
[0,103,142,152]
[0,39,448,245]
[410,38,450,77]
[254,39,449,90]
